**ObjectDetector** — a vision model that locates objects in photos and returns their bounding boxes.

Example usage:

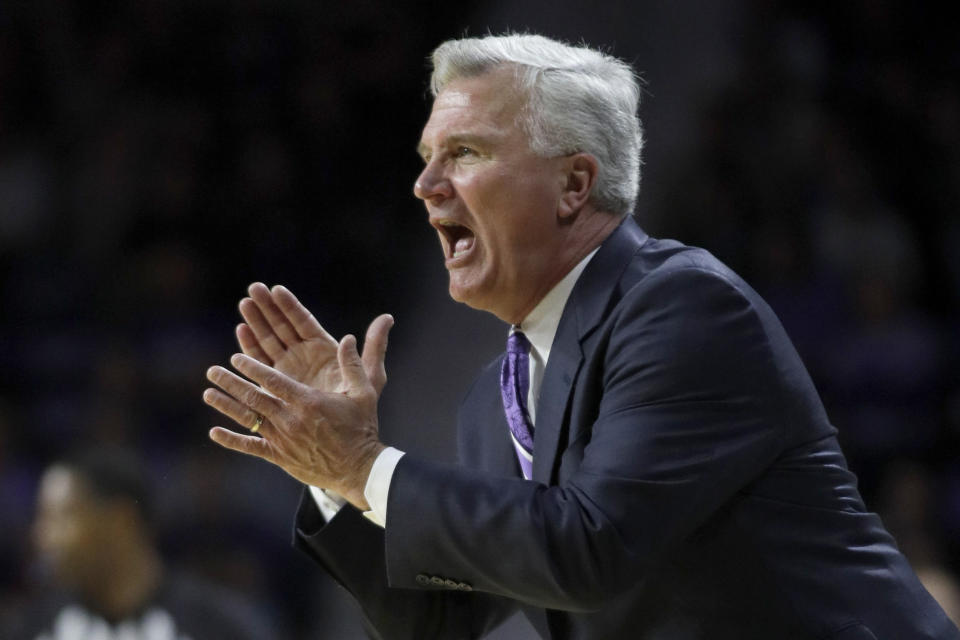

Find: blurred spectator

[1,447,277,640]
[878,461,960,625]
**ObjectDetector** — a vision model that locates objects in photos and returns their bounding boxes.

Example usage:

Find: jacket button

[415,574,430,586]
[443,579,458,589]
[457,582,473,592]
[430,576,445,587]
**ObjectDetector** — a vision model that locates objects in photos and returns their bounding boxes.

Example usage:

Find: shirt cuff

[309,485,347,522]
[362,446,405,528]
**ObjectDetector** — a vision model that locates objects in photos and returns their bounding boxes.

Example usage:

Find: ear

[558,153,598,220]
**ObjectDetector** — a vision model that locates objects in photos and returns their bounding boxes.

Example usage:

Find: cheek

[455,171,500,214]
[458,166,559,256]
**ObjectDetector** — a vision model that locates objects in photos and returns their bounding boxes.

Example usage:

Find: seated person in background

[5,446,276,640]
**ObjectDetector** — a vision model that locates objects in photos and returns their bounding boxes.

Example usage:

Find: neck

[508,212,622,325]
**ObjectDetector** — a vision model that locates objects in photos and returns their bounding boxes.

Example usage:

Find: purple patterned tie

[501,330,535,479]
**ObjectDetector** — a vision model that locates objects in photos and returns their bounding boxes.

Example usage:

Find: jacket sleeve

[293,489,517,639]
[383,266,797,612]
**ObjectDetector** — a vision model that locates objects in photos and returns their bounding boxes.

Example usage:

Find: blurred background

[1,0,958,637]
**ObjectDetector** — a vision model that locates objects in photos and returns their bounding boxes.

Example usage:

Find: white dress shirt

[312,249,599,527]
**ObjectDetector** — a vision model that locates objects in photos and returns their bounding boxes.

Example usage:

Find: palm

[270,335,346,393]
[235,283,391,396]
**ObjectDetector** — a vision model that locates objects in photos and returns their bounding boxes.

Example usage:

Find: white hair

[430,33,644,217]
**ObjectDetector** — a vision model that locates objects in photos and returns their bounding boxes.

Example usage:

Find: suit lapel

[531,320,582,482]
[487,378,526,478]
[531,217,649,483]
[463,362,526,478]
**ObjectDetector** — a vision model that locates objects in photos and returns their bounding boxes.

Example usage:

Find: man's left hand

[203,331,388,510]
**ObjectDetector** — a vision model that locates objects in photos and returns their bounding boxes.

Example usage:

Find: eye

[453,146,475,159]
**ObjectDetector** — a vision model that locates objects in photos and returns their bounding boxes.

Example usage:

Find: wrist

[340,441,386,511]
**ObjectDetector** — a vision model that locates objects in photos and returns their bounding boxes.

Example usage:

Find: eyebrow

[416,133,498,159]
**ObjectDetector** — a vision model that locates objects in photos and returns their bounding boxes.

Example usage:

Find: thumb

[338,334,368,392]
[362,314,394,394]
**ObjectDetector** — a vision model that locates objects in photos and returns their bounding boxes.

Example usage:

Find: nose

[413,159,452,204]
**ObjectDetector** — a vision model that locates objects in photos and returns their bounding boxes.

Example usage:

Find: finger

[203,387,273,435]
[236,323,272,365]
[209,426,275,461]
[239,296,288,363]
[272,285,334,342]
[247,283,301,349]
[229,353,311,404]
[206,365,283,417]
[361,314,394,394]
[337,334,369,393]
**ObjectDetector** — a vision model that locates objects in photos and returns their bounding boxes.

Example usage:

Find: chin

[447,274,477,303]
[448,284,477,308]
[448,280,494,314]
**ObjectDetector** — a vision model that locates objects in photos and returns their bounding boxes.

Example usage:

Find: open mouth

[435,219,476,261]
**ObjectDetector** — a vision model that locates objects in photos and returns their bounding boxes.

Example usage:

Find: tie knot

[507,331,531,356]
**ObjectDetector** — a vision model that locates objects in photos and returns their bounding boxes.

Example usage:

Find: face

[33,467,111,589]
[414,67,572,323]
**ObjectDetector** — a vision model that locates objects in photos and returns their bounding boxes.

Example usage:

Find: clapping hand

[203,283,394,509]
[235,282,391,394]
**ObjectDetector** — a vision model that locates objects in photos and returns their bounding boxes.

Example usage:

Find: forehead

[419,68,527,146]
[38,467,89,509]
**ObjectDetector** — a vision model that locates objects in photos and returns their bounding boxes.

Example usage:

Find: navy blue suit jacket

[295,218,959,639]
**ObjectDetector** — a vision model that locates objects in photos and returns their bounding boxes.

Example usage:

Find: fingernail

[231,353,243,367]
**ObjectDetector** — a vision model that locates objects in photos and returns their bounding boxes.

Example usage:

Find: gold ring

[251,414,264,433]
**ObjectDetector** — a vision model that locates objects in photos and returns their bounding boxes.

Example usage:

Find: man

[6,447,276,640]
[202,34,959,638]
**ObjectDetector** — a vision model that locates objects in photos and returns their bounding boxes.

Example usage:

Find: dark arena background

[1,1,958,637]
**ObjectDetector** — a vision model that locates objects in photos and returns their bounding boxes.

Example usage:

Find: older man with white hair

[203,33,959,639]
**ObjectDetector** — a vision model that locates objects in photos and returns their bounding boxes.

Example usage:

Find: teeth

[453,236,473,259]
[437,220,459,227]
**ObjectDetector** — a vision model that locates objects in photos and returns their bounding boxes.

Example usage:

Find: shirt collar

[513,248,599,363]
